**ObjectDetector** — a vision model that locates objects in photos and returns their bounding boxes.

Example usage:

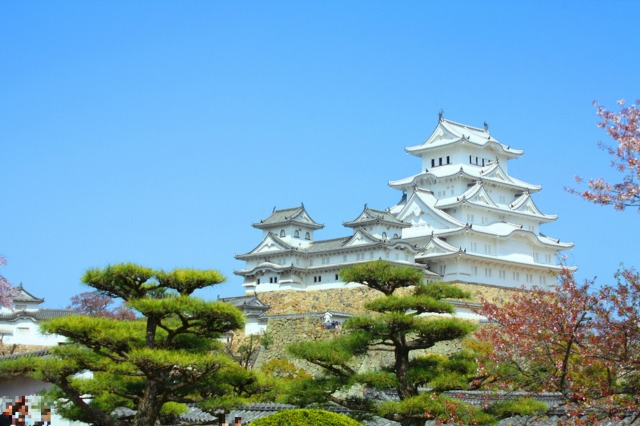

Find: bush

[249,408,362,426]
[485,397,548,418]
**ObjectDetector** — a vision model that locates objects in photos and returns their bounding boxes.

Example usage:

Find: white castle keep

[235,116,572,293]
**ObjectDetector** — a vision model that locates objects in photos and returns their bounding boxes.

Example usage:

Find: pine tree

[287,261,488,426]
[1,263,254,426]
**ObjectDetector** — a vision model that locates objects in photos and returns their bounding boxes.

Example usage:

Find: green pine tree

[0,263,255,426]
[287,261,491,426]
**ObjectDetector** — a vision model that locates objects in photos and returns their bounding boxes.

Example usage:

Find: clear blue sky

[2,2,638,308]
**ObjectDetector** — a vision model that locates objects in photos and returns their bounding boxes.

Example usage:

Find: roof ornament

[484,121,489,132]
[438,109,444,122]
[272,206,276,213]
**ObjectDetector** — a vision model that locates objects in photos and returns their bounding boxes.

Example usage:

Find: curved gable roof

[253,205,324,230]
[343,205,410,229]
[235,233,295,259]
[405,118,523,158]
[397,189,465,229]
[389,163,540,192]
[13,284,44,304]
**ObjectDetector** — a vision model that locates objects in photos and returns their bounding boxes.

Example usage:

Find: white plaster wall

[1,319,66,346]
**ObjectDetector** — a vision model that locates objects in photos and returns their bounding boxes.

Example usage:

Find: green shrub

[485,397,548,418]
[249,408,362,426]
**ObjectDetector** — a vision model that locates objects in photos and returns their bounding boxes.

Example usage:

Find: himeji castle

[235,115,573,293]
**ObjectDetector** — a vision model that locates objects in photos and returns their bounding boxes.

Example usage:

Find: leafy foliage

[377,393,494,425]
[477,267,640,417]
[67,291,136,320]
[2,263,253,426]
[249,408,362,426]
[0,255,18,310]
[484,398,548,418]
[288,261,481,426]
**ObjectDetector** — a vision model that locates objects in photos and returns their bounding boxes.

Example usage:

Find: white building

[236,116,572,293]
[0,284,70,347]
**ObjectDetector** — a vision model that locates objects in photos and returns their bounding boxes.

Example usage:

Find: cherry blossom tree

[478,268,640,418]
[589,268,640,413]
[0,256,17,309]
[68,291,136,320]
[476,269,598,398]
[569,99,640,211]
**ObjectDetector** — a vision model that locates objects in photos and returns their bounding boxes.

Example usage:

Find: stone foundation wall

[251,283,519,373]
[253,316,465,374]
[256,282,518,316]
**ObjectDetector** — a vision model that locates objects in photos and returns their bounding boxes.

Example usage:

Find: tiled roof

[13,284,44,304]
[0,349,50,360]
[0,309,74,322]
[344,206,409,228]
[221,295,270,311]
[405,118,523,157]
[253,205,324,230]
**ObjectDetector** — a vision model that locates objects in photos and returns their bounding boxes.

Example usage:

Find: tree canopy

[67,290,136,320]
[0,263,255,426]
[0,256,17,309]
[569,99,640,211]
[287,261,490,426]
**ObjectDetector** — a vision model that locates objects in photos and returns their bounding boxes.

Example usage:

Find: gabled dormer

[342,228,382,248]
[9,284,44,312]
[252,204,324,243]
[343,205,410,240]
[235,233,294,260]
[509,192,557,221]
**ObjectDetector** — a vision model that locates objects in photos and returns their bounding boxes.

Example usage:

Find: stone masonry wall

[256,282,518,316]
[252,283,520,373]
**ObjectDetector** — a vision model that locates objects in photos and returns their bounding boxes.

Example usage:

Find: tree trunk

[400,417,427,426]
[394,346,417,400]
[132,380,161,426]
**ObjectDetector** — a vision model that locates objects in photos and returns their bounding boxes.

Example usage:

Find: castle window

[382,232,387,239]
[294,230,300,238]
[313,275,322,283]
[256,278,261,284]
[446,156,450,164]
[482,158,485,166]
[280,230,285,237]
[469,155,472,164]
[335,274,339,280]
[305,232,310,240]
[431,159,435,167]
[438,157,443,166]
[393,233,399,238]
